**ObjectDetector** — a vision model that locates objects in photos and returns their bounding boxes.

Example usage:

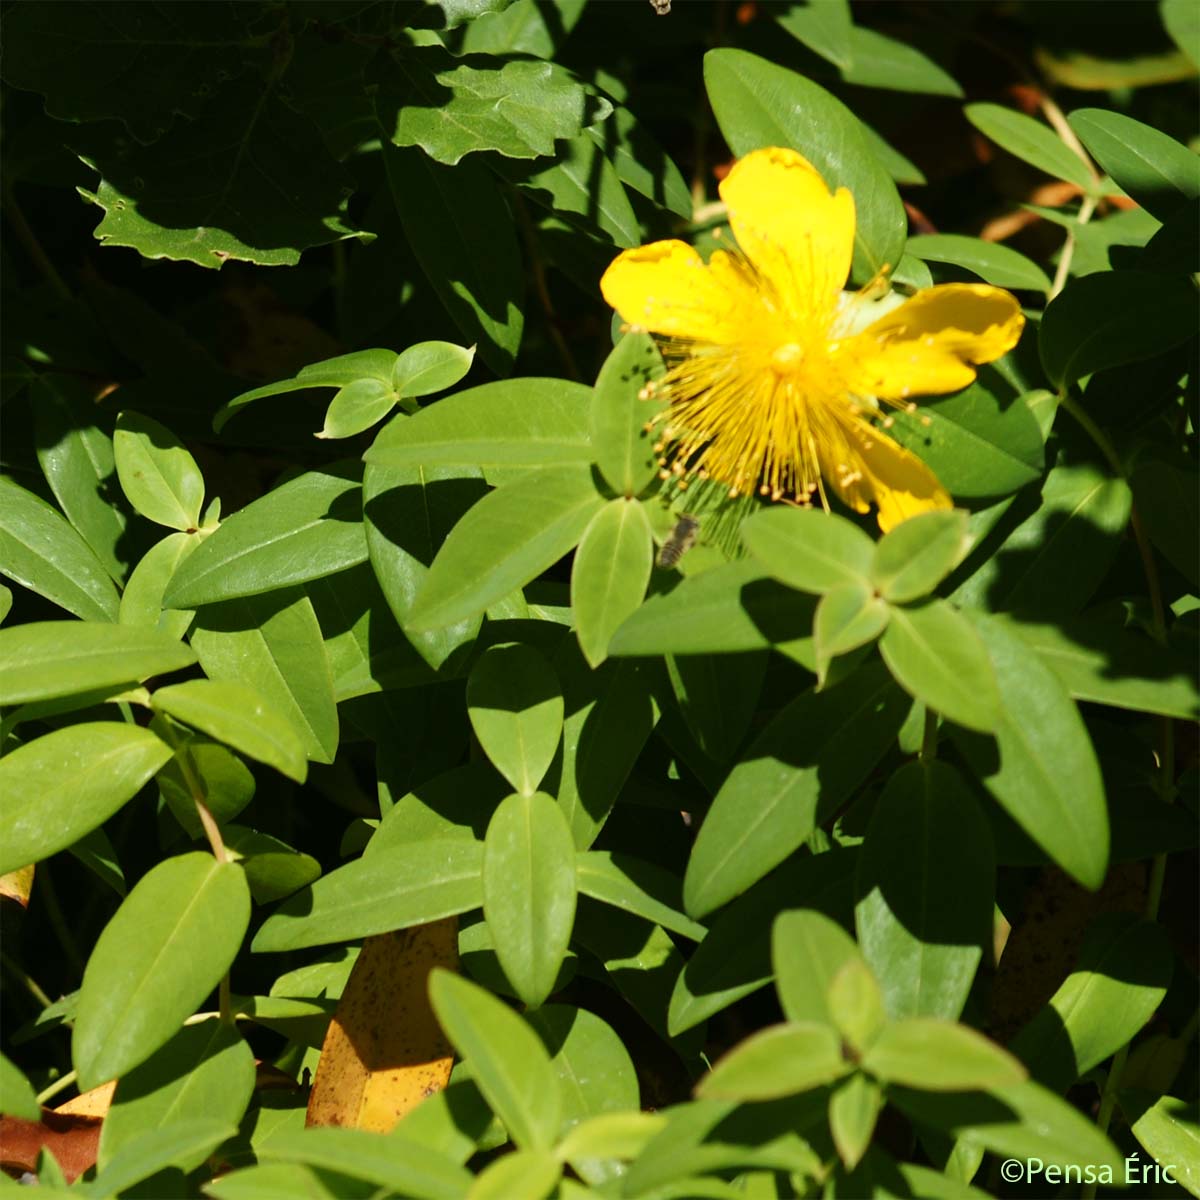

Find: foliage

[0,1,1197,1197]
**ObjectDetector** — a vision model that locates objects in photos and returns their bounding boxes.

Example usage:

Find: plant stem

[1049,193,1097,301]
[36,1070,78,1107]
[1,950,53,1009]
[919,708,939,761]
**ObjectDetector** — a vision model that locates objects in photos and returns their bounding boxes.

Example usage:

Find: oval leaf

[905,234,1050,293]
[114,411,206,531]
[742,507,875,594]
[862,1020,1026,1091]
[870,510,970,604]
[697,1022,848,1101]
[964,103,1094,191]
[590,332,665,498]
[393,341,476,399]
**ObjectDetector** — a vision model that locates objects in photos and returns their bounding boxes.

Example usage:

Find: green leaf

[871,510,970,604]
[829,1074,882,1170]
[1009,913,1173,1092]
[466,1149,561,1200]
[74,79,366,269]
[1132,457,1199,587]
[468,643,564,795]
[697,1022,849,1100]
[214,349,400,432]
[1125,1094,1200,1198]
[87,1119,238,1197]
[408,465,604,632]
[364,379,592,472]
[483,792,577,1007]
[775,0,854,72]
[455,0,588,57]
[383,142,523,374]
[826,958,888,1053]
[584,103,692,220]
[865,1020,1025,1091]
[99,1021,255,1171]
[954,464,1131,621]
[1006,617,1199,721]
[0,620,196,705]
[317,379,397,441]
[886,381,1045,501]
[953,614,1108,890]
[683,662,908,917]
[906,234,1051,292]
[577,851,707,941]
[113,411,205,531]
[1163,0,1200,67]
[377,45,602,165]
[705,48,907,281]
[164,464,367,608]
[119,532,199,641]
[842,26,962,96]
[205,1163,351,1200]
[429,970,562,1151]
[772,907,863,1028]
[151,679,309,784]
[609,562,818,667]
[879,600,1000,732]
[558,1111,667,1172]
[0,1052,40,1120]
[32,378,128,584]
[191,591,338,764]
[0,723,170,876]
[0,475,121,622]
[224,827,322,905]
[741,507,875,594]
[1069,108,1200,221]
[157,727,255,841]
[964,103,1095,191]
[1040,270,1200,389]
[252,840,483,953]
[257,1127,473,1200]
[855,762,994,1021]
[73,852,249,1089]
[891,1079,1123,1171]
[812,585,889,684]
[591,332,666,498]
[363,461,487,671]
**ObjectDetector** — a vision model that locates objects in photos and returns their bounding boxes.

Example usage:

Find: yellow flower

[600,147,1024,531]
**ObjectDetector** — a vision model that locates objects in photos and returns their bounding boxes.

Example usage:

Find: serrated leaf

[879,599,1000,732]
[113,411,205,530]
[73,853,250,1089]
[408,465,604,633]
[705,48,906,282]
[0,620,195,705]
[252,841,483,953]
[152,679,308,784]
[0,475,120,622]
[0,723,171,876]
[164,463,367,608]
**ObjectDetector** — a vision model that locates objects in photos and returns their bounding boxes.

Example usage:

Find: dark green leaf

[704,48,906,281]
[87,1119,238,1197]
[577,851,705,941]
[906,234,1050,292]
[73,853,250,1088]
[842,27,962,96]
[964,104,1095,191]
[0,723,171,876]
[224,827,321,905]
[775,0,854,71]
[157,727,255,841]
[855,762,994,1020]
[584,103,691,219]
[1132,457,1198,587]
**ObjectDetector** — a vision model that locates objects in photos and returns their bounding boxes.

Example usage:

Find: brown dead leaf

[306,920,458,1132]
[0,1110,101,1182]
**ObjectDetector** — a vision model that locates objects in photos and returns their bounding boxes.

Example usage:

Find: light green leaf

[429,970,562,1151]
[467,1149,560,1200]
[190,590,338,764]
[0,723,171,876]
[0,621,195,705]
[86,1119,238,1197]
[864,1019,1025,1091]
[151,679,308,784]
[773,907,863,1029]
[0,475,120,622]
[408,465,604,632]
[73,853,250,1089]
[855,762,994,1021]
[813,581,889,682]
[483,792,577,1007]
[163,463,367,608]
[157,727,255,841]
[826,958,888,1053]
[1125,1094,1200,1198]
[591,332,665,498]
[1069,108,1200,221]
[0,1053,40,1120]
[829,1074,882,1170]
[697,1022,849,1100]
[775,0,854,71]
[119,532,199,641]
[705,48,906,281]
[964,103,1095,191]
[252,840,483,953]
[684,662,908,917]
[364,379,592,472]
[871,510,970,604]
[114,411,205,531]
[741,507,875,594]
[224,827,322,905]
[842,26,962,96]
[468,643,563,795]
[954,614,1108,890]
[317,378,396,441]
[906,234,1050,292]
[879,600,1000,732]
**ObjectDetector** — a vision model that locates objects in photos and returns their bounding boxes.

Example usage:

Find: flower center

[770,341,805,374]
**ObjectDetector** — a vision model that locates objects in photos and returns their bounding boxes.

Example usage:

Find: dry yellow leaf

[0,865,35,909]
[306,919,458,1132]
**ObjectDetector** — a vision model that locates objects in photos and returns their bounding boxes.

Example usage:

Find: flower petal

[600,241,759,342]
[823,420,952,532]
[719,147,855,319]
[844,283,1024,400]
